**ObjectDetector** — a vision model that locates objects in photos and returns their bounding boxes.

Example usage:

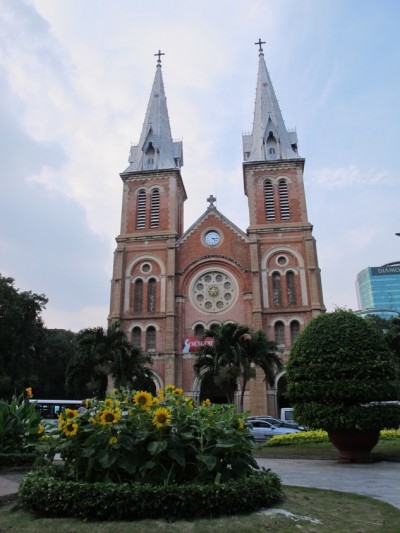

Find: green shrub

[0,393,43,453]
[0,451,38,467]
[286,310,400,431]
[264,430,329,447]
[19,467,282,520]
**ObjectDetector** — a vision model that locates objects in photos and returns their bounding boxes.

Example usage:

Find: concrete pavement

[257,458,400,510]
[1,460,400,510]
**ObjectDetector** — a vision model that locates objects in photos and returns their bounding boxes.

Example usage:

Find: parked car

[246,415,307,432]
[246,419,300,442]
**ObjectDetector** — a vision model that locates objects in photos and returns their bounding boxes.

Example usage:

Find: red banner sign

[182,337,213,353]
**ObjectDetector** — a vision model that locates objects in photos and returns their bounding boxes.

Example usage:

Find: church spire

[242,40,299,162]
[124,51,183,173]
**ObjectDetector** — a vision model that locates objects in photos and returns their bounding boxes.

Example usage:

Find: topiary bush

[19,467,282,520]
[286,310,400,431]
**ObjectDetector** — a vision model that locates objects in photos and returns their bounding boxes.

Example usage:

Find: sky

[1,0,399,332]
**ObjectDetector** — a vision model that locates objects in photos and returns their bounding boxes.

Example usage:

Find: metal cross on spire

[154,49,165,65]
[254,38,266,53]
[207,194,217,208]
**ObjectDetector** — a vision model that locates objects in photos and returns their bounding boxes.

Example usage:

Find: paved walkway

[257,458,400,510]
[1,460,400,510]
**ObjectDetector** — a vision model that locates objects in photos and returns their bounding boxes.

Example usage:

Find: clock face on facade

[191,270,237,313]
[204,230,221,247]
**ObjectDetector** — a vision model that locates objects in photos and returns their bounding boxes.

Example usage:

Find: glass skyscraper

[356,261,400,317]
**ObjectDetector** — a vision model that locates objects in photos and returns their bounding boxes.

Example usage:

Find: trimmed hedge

[19,467,282,521]
[0,452,38,468]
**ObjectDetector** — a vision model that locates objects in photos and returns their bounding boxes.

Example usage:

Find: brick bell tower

[242,40,325,413]
[108,51,186,387]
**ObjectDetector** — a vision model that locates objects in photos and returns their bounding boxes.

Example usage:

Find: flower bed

[263,429,400,447]
[20,386,283,520]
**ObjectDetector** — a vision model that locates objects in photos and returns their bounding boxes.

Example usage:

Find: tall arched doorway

[277,374,290,414]
[199,373,236,405]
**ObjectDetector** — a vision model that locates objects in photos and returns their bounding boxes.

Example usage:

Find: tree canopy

[0,275,48,399]
[286,310,400,431]
[194,322,280,410]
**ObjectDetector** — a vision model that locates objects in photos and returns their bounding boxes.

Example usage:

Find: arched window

[132,327,142,348]
[194,324,205,339]
[209,323,219,333]
[278,179,290,220]
[287,271,297,305]
[290,321,300,345]
[264,179,275,221]
[269,147,275,154]
[146,326,156,352]
[147,278,157,312]
[136,189,146,229]
[150,189,160,228]
[134,279,143,312]
[272,272,282,306]
[274,321,285,346]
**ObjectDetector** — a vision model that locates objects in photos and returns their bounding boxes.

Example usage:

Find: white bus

[30,399,82,425]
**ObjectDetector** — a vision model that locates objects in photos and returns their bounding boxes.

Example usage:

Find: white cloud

[310,165,392,189]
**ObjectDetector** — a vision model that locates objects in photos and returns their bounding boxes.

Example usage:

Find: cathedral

[108,41,325,416]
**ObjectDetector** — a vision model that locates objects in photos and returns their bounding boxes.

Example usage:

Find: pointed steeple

[124,51,183,173]
[243,40,299,162]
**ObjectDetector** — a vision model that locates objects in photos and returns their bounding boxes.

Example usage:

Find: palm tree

[66,322,154,398]
[194,322,281,410]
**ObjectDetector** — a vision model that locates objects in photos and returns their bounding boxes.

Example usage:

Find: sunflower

[63,422,78,437]
[58,416,66,431]
[38,424,45,435]
[65,408,79,419]
[185,397,194,409]
[133,391,153,410]
[165,385,176,393]
[108,436,118,446]
[202,398,212,407]
[152,397,160,405]
[99,409,122,425]
[173,387,184,395]
[152,407,171,429]
[157,389,165,400]
[104,398,114,408]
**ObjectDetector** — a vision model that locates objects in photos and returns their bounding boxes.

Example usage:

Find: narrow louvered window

[287,271,297,305]
[147,278,157,312]
[150,189,160,228]
[278,179,290,220]
[146,326,156,352]
[264,180,275,220]
[132,327,142,348]
[134,279,143,312]
[290,321,300,344]
[274,321,285,346]
[272,272,282,306]
[136,189,146,229]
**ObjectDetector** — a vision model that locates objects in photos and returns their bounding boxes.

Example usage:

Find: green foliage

[194,322,280,409]
[0,394,43,453]
[19,467,282,520]
[286,310,400,431]
[66,322,153,399]
[0,275,48,400]
[40,386,258,485]
[263,429,400,448]
[0,451,38,467]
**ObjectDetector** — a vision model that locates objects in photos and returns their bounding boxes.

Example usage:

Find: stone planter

[328,429,380,463]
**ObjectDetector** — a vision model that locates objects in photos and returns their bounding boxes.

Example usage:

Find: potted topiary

[286,310,400,463]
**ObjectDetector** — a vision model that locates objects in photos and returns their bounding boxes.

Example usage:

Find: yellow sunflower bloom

[58,416,66,431]
[157,389,165,400]
[165,385,176,393]
[63,422,78,437]
[133,391,153,410]
[84,399,92,409]
[108,436,118,446]
[65,408,79,419]
[38,424,45,435]
[152,407,171,429]
[202,399,212,407]
[104,398,114,408]
[185,397,194,409]
[99,409,122,425]
[152,397,160,405]
[173,387,184,395]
